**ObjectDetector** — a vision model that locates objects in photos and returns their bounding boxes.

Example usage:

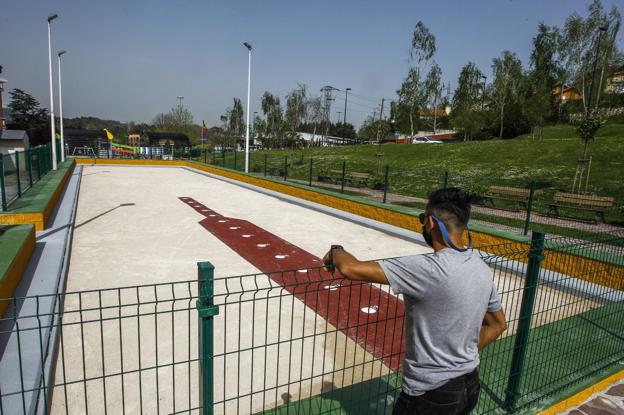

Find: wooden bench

[318,169,344,184]
[347,172,372,187]
[548,192,614,223]
[482,186,538,211]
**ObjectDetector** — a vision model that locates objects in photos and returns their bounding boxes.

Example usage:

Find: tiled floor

[560,380,624,414]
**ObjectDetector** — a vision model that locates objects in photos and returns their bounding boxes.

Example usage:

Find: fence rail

[0,144,57,211]
[0,235,622,414]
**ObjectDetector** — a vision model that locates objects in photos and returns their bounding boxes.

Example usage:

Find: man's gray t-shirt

[379,248,502,396]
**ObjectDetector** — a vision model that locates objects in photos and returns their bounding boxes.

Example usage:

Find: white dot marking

[361,306,378,314]
[257,244,269,248]
[242,234,252,238]
[275,255,287,259]
[218,220,227,223]
[324,284,340,291]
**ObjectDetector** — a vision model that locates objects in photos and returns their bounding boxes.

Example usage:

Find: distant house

[552,83,582,103]
[0,129,30,155]
[63,129,107,155]
[606,68,624,94]
[145,132,190,147]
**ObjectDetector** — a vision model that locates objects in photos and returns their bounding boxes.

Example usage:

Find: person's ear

[427,216,436,231]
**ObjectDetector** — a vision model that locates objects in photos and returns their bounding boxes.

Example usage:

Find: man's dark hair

[426,187,471,229]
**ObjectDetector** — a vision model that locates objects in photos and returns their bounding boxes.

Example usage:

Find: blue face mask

[424,215,472,252]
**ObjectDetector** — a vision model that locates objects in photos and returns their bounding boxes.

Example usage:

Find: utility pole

[343,87,351,143]
[376,98,385,144]
[320,85,337,146]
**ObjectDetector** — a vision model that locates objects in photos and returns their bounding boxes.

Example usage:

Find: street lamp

[47,13,59,170]
[343,87,351,142]
[177,96,184,107]
[243,41,252,172]
[57,50,66,162]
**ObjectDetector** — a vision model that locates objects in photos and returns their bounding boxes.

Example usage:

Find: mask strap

[431,216,472,252]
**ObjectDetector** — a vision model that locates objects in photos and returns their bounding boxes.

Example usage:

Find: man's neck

[432,232,465,252]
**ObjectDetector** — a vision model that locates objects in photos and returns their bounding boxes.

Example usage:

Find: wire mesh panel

[1,152,19,206]
[0,281,201,415]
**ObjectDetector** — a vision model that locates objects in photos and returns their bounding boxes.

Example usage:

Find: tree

[451,62,486,140]
[358,115,392,142]
[285,84,308,140]
[261,92,284,148]
[491,51,524,139]
[228,98,244,140]
[424,62,443,133]
[7,88,48,130]
[397,21,436,136]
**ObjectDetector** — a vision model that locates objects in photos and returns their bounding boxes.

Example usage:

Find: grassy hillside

[247,124,624,206]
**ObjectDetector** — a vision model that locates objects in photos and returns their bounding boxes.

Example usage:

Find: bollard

[504,232,545,412]
[523,180,536,236]
[382,165,390,203]
[197,262,219,415]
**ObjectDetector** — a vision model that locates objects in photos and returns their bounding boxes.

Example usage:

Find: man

[323,188,506,415]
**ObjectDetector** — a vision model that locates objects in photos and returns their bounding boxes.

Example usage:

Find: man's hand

[322,246,388,285]
[478,309,507,350]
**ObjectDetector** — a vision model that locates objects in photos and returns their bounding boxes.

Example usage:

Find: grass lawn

[232,124,624,224]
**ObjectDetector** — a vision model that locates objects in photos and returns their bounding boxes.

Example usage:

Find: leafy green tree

[7,88,48,130]
[228,98,245,140]
[491,51,524,139]
[451,62,486,140]
[285,84,307,136]
[261,91,284,148]
[397,21,436,136]
[425,62,443,133]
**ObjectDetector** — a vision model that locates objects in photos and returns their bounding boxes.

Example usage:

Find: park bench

[548,192,614,224]
[318,169,344,184]
[481,186,538,211]
[347,172,372,187]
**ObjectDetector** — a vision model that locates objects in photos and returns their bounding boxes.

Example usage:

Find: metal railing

[1,235,622,414]
[0,144,56,211]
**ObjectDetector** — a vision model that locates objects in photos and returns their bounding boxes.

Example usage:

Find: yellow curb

[537,368,624,414]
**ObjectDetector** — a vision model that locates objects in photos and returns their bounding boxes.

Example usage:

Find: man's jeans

[392,369,480,415]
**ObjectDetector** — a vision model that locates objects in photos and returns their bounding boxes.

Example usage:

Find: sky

[1,0,623,129]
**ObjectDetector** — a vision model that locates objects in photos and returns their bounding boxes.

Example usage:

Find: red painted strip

[180,197,405,371]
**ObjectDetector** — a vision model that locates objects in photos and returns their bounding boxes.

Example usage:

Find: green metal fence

[1,235,622,414]
[0,145,54,211]
[197,152,624,248]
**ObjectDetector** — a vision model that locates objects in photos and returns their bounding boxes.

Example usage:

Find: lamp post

[57,50,66,162]
[243,42,252,173]
[47,13,59,170]
[177,96,184,108]
[343,87,351,142]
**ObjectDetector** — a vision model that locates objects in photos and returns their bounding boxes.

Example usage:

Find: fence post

[15,151,22,197]
[523,180,536,236]
[308,158,313,187]
[26,149,33,188]
[504,231,545,413]
[283,156,288,180]
[234,150,237,170]
[340,161,346,193]
[197,261,219,415]
[382,165,389,203]
[264,154,268,177]
[443,171,449,189]
[204,148,207,164]
[0,155,6,211]
[36,147,42,180]
[222,151,225,167]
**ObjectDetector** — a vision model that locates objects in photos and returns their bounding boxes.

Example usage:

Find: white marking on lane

[360,306,378,314]
[257,244,269,248]
[275,254,288,259]
[242,234,253,238]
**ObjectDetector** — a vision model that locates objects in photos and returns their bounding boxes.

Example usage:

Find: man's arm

[322,248,389,285]
[478,309,507,350]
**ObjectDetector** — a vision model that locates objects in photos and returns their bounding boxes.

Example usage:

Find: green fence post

[308,158,313,187]
[283,156,288,180]
[222,151,225,167]
[15,151,21,197]
[26,149,33,189]
[382,165,389,203]
[504,231,545,413]
[234,150,237,170]
[523,180,536,236]
[443,171,449,189]
[0,155,7,211]
[197,261,219,415]
[212,150,216,164]
[264,154,268,177]
[340,161,346,193]
[36,147,42,180]
[204,148,207,164]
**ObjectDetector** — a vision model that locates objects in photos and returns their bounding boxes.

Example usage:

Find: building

[606,68,624,94]
[145,132,190,147]
[0,129,30,155]
[552,83,582,103]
